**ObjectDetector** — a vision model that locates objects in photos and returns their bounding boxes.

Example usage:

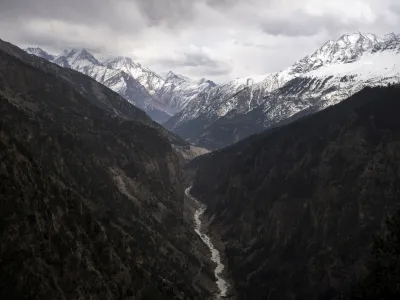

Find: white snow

[26,47,217,117]
[306,50,400,80]
[168,32,400,133]
[25,32,400,132]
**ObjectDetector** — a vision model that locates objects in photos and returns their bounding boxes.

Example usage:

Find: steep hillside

[166,32,400,149]
[0,39,216,299]
[190,86,400,299]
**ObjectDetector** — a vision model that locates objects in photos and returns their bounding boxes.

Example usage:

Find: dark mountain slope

[192,79,325,150]
[0,40,215,299]
[191,86,400,299]
[1,38,203,162]
[343,211,400,299]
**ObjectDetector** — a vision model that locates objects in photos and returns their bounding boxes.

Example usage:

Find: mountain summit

[25,47,55,61]
[291,32,397,73]
[26,32,400,137]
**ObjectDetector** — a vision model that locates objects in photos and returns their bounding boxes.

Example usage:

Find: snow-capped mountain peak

[291,32,383,74]
[382,33,400,42]
[103,55,135,65]
[58,48,102,68]
[197,78,217,87]
[164,32,400,150]
[165,71,192,83]
[25,46,216,120]
[25,47,54,61]
[103,56,141,71]
[99,55,164,96]
[338,32,379,45]
[290,32,400,76]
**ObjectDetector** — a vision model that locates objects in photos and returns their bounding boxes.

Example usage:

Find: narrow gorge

[2,23,400,300]
[185,187,230,299]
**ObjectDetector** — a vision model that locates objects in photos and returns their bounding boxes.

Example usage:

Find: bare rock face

[190,86,400,299]
[0,39,215,300]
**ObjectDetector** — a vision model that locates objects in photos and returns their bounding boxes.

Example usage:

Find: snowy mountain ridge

[25,47,216,122]
[164,32,400,149]
[155,71,217,115]
[25,32,400,148]
[25,47,55,61]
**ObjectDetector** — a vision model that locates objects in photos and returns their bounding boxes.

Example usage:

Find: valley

[186,187,231,299]
[1,28,400,300]
[189,85,400,299]
[0,38,217,299]
[27,33,400,151]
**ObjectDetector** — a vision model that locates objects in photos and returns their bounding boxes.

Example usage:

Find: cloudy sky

[0,0,399,82]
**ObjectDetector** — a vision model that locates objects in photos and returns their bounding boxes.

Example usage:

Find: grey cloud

[182,52,221,67]
[260,9,363,37]
[206,0,241,9]
[233,40,274,50]
[1,0,112,22]
[135,0,201,26]
[259,1,400,38]
[155,50,232,76]
[391,3,400,15]
[0,0,399,80]
[0,0,205,32]
[0,0,146,32]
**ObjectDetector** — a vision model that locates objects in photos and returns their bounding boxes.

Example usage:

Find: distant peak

[290,31,400,74]
[59,48,101,65]
[383,32,399,41]
[25,47,54,60]
[165,71,191,82]
[61,48,83,56]
[105,56,136,66]
[166,71,177,78]
[25,46,44,52]
[198,78,217,86]
[336,32,378,44]
[63,48,95,58]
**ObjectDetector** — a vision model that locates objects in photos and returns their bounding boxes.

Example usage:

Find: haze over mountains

[27,32,400,150]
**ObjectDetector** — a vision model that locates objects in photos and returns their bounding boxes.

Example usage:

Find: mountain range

[165,32,400,149]
[26,33,400,150]
[4,28,400,300]
[25,47,216,123]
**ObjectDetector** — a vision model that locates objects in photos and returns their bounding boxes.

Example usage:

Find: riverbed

[185,187,229,299]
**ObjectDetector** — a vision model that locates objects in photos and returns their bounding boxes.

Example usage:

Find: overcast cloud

[0,0,399,82]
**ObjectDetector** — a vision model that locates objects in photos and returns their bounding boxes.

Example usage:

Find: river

[185,187,229,299]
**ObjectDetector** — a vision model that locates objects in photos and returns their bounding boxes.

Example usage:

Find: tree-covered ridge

[344,211,400,299]
[191,86,400,299]
[0,39,215,299]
